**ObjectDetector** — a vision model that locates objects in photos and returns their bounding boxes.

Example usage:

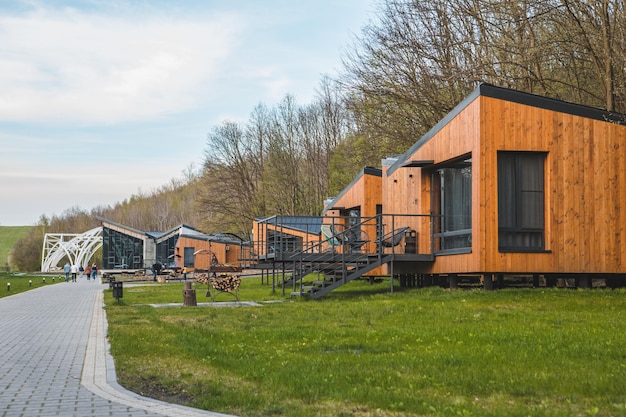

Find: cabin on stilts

[250,83,626,297]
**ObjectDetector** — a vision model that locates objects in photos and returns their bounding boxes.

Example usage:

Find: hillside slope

[0,226,32,271]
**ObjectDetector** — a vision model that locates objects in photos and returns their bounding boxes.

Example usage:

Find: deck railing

[243,213,437,264]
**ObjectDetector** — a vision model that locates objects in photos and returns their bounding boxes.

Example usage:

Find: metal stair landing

[288,253,390,299]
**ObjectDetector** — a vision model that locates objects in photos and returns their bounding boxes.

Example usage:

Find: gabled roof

[155,224,203,243]
[180,232,244,245]
[97,217,210,242]
[97,216,150,239]
[387,83,626,176]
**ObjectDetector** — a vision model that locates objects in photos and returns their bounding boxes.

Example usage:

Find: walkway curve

[0,278,237,417]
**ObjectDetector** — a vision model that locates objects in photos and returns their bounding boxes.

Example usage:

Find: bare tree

[197,121,263,235]
[340,0,626,156]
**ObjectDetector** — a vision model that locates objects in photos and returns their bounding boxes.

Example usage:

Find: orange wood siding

[326,172,383,274]
[328,172,382,252]
[251,219,320,256]
[175,236,243,270]
[481,96,626,274]
[387,98,482,274]
[393,93,626,275]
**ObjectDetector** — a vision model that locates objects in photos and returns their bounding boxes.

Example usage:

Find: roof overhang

[401,160,434,168]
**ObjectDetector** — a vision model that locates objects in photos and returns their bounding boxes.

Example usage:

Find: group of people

[63,262,98,282]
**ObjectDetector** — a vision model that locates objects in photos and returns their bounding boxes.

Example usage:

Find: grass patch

[105,279,626,417]
[0,225,31,270]
[0,272,64,297]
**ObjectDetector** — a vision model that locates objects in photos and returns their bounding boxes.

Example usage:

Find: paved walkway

[0,278,236,417]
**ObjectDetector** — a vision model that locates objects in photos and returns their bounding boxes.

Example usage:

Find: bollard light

[7,282,10,291]
[29,280,32,287]
[43,277,46,283]
[52,277,55,282]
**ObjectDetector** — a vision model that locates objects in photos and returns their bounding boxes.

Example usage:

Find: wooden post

[183,281,197,306]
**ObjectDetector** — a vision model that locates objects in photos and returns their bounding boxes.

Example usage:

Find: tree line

[10,0,626,271]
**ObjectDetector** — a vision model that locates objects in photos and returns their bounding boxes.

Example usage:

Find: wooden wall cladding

[387,99,482,274]
[388,94,626,275]
[330,172,382,254]
[176,236,243,270]
[481,96,626,274]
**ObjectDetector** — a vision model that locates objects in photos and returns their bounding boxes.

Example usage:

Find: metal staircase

[249,213,435,299]
[285,216,433,298]
[287,252,392,299]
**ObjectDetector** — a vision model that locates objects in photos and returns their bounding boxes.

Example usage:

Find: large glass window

[102,227,144,269]
[498,152,545,251]
[156,235,179,267]
[433,157,472,253]
[184,247,195,267]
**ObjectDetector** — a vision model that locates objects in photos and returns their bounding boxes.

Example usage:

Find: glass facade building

[102,227,144,269]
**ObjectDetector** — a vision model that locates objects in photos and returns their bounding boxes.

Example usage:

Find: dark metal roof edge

[479,83,626,124]
[96,216,150,237]
[363,166,382,177]
[179,233,243,245]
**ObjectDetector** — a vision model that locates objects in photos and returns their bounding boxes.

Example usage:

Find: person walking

[70,264,79,282]
[85,265,92,281]
[63,262,71,282]
[91,263,98,281]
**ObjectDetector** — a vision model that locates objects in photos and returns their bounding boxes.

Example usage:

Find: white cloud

[0,8,244,124]
[0,0,375,226]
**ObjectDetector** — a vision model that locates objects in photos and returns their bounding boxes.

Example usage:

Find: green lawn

[105,279,626,417]
[0,272,64,297]
[0,225,31,271]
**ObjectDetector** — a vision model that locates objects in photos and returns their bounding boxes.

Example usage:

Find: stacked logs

[196,273,241,293]
[210,274,241,292]
[195,273,210,285]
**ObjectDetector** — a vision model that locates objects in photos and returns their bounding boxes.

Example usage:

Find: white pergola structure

[41,227,103,272]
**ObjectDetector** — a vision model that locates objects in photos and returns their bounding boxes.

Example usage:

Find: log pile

[196,273,241,293]
[195,273,210,285]
[210,274,241,292]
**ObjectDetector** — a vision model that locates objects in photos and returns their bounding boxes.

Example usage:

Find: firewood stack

[196,273,241,294]
[195,273,210,285]
[209,274,241,293]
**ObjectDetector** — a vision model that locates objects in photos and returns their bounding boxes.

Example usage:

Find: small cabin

[384,83,626,287]
[251,216,323,261]
[174,233,245,271]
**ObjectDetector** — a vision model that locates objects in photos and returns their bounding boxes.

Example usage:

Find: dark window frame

[183,247,195,267]
[432,155,473,255]
[498,151,547,252]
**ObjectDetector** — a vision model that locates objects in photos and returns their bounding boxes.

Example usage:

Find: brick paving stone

[0,278,236,417]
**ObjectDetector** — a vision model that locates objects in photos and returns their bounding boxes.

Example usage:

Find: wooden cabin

[250,83,626,297]
[175,233,244,271]
[322,167,387,275]
[251,216,323,261]
[98,217,245,275]
[384,83,626,287]
[323,167,382,253]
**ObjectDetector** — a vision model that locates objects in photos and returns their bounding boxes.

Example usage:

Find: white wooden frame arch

[41,227,103,272]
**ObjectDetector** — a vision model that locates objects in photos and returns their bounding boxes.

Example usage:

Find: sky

[0,0,375,226]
